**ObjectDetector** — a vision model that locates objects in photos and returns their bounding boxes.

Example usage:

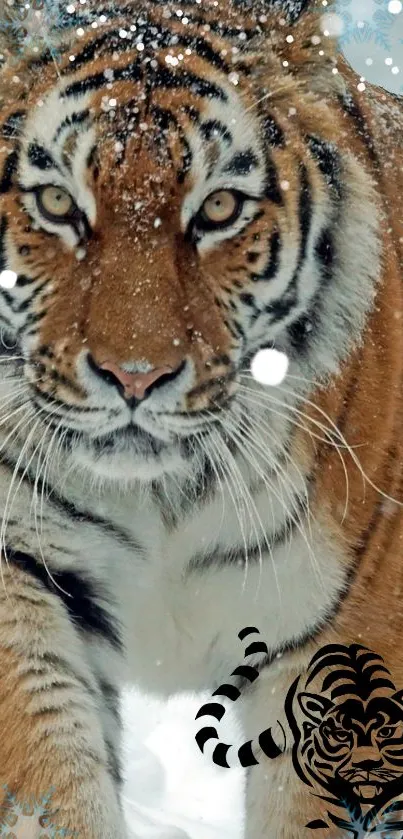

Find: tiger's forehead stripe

[54,2,257,104]
[58,22,234,78]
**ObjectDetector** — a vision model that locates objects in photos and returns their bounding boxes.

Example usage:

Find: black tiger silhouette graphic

[195,632,403,835]
[286,643,403,834]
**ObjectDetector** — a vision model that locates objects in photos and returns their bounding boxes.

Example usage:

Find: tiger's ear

[298,692,333,723]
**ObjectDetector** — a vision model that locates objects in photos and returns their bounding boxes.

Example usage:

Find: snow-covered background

[122,690,245,838]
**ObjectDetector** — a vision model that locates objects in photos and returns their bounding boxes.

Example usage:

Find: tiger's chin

[70,428,186,484]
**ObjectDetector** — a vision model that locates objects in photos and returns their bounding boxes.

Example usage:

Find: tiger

[0,0,402,836]
[285,643,403,834]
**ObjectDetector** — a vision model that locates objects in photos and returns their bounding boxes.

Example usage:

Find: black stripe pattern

[195,627,286,767]
[0,150,19,194]
[0,215,7,271]
[61,51,227,104]
[7,549,123,651]
[234,0,311,22]
[60,22,232,78]
[304,643,396,699]
[27,143,59,172]
[261,163,312,325]
[189,487,310,571]
[1,110,26,139]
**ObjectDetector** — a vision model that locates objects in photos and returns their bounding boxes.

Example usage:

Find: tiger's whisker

[276,380,403,511]
[220,407,325,594]
[236,386,352,525]
[206,427,254,592]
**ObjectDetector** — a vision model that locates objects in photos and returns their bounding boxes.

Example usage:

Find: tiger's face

[0,0,380,484]
[295,691,403,808]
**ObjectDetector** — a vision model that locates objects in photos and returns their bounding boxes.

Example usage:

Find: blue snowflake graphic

[0,785,79,838]
[334,0,394,50]
[0,0,65,66]
[330,0,403,95]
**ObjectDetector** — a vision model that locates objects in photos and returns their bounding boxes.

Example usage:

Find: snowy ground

[122,690,245,839]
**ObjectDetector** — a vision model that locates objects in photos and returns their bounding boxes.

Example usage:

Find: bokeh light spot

[250,349,289,387]
[0,270,17,289]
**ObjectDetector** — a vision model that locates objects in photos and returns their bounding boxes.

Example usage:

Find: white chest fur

[111,485,348,697]
[0,436,348,699]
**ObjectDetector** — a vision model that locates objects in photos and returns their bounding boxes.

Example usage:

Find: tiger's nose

[92,358,175,400]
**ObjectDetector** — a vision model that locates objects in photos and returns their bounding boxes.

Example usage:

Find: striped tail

[195,627,286,768]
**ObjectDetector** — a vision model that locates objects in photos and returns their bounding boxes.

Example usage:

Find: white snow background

[122,690,245,838]
[119,5,403,836]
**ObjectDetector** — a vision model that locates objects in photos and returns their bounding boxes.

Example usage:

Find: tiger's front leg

[0,559,127,839]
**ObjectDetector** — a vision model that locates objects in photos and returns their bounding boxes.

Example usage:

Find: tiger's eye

[201,190,239,225]
[38,186,75,220]
[379,726,394,738]
[334,731,350,741]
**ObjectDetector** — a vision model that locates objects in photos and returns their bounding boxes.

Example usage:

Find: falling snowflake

[0,786,78,839]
